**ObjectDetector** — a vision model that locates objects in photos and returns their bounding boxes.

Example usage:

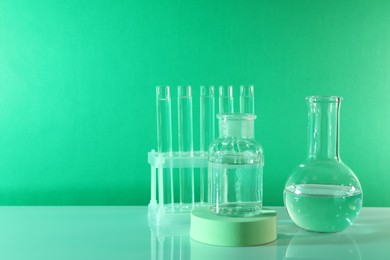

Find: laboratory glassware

[208,113,264,217]
[219,86,234,113]
[200,86,215,204]
[178,86,194,206]
[284,96,363,232]
[240,85,255,114]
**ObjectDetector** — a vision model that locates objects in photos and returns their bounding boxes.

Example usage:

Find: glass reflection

[149,223,190,260]
[190,239,278,260]
[149,211,361,260]
[284,230,361,260]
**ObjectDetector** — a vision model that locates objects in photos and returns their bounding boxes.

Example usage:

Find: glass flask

[284,96,363,232]
[208,113,264,217]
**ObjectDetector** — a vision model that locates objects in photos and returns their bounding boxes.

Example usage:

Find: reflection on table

[149,207,389,260]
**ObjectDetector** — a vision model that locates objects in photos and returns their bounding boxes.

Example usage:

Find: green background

[0,0,389,206]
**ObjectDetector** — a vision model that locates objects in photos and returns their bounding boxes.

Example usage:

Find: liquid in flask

[284,96,363,232]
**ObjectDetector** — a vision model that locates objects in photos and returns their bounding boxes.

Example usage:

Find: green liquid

[284,184,362,232]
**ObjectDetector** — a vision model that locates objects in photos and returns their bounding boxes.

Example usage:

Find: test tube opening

[218,85,234,113]
[241,85,254,96]
[200,85,215,97]
[178,85,192,98]
[219,85,233,98]
[240,85,255,114]
[156,85,171,100]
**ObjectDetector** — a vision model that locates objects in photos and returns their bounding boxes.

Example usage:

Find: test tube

[219,85,234,113]
[156,86,174,209]
[177,85,194,206]
[240,85,255,114]
[200,86,215,204]
[200,86,216,152]
[156,86,173,153]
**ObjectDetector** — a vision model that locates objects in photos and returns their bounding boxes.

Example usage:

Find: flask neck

[218,113,256,139]
[306,96,342,161]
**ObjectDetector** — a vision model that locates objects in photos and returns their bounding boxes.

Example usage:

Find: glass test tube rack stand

[148,85,255,228]
[148,151,208,229]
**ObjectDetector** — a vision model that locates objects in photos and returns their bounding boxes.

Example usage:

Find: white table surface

[0,206,387,259]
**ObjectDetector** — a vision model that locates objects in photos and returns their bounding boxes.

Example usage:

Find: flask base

[190,207,277,246]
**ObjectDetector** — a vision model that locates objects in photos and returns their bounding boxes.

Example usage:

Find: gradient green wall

[1,1,389,205]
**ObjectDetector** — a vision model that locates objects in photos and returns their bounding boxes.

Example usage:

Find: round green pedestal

[190,207,277,247]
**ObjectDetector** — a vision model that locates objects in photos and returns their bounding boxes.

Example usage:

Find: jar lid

[306,96,343,103]
[190,207,277,246]
[217,113,256,121]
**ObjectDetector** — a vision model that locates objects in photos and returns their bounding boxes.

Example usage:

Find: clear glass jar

[208,113,264,217]
[284,96,363,232]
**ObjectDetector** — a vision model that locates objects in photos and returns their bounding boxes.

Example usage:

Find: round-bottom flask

[284,96,363,232]
[208,113,264,217]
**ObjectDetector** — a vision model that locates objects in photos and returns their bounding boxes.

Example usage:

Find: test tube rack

[148,85,255,227]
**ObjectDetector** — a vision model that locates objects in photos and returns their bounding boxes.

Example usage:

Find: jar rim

[306,96,343,103]
[217,113,256,120]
